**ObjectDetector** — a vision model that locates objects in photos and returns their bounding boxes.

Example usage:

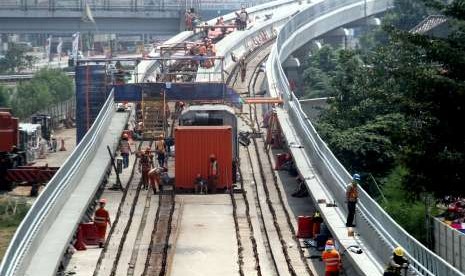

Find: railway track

[143,192,175,276]
[229,41,315,276]
[93,141,154,276]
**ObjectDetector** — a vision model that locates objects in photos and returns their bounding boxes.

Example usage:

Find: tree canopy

[0,43,38,73]
[8,69,74,118]
[309,0,465,197]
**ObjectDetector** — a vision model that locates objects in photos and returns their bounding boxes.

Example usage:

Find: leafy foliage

[0,86,10,107]
[380,166,430,243]
[0,43,37,73]
[306,0,465,197]
[8,69,74,118]
[300,45,338,98]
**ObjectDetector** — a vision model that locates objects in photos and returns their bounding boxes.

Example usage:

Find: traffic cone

[59,138,66,151]
[74,225,87,251]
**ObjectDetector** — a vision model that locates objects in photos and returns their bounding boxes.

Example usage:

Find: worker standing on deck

[119,133,132,169]
[208,154,218,193]
[155,134,166,167]
[236,6,249,30]
[384,247,409,276]
[322,240,341,276]
[94,199,111,248]
[345,173,360,227]
[140,147,153,190]
[240,57,247,83]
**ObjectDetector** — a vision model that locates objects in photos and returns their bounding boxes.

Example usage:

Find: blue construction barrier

[113,82,242,106]
[75,65,109,143]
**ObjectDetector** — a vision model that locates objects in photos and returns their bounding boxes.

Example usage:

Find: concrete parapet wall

[434,218,465,273]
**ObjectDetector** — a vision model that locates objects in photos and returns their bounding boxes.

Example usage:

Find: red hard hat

[326,240,334,246]
[99,198,107,204]
[122,133,129,139]
[197,173,201,178]
[209,154,216,160]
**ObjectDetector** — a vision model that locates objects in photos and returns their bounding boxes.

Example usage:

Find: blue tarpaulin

[112,83,242,107]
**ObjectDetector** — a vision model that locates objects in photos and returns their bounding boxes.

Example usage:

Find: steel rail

[0,1,309,275]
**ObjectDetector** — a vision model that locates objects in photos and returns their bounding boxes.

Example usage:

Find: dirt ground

[0,128,76,262]
[0,227,17,261]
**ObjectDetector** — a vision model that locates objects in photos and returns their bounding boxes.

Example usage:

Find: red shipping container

[175,126,233,191]
[0,112,17,152]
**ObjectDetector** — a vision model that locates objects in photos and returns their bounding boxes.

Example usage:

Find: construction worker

[155,134,166,167]
[139,147,154,190]
[148,166,166,194]
[345,173,360,227]
[119,133,132,168]
[236,6,249,30]
[384,247,409,276]
[134,122,143,140]
[240,57,247,83]
[208,154,218,193]
[194,173,208,194]
[322,240,341,276]
[94,198,111,248]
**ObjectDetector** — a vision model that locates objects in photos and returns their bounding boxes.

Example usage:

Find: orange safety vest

[322,249,341,272]
[209,160,218,177]
[346,183,358,202]
[94,208,110,226]
[155,140,165,154]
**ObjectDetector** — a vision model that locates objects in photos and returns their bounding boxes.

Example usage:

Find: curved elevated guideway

[1,0,464,276]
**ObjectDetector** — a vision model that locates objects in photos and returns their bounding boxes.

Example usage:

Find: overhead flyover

[266,0,464,275]
[0,1,317,276]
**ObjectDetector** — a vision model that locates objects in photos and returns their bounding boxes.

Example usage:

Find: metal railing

[0,1,255,12]
[266,0,464,275]
[0,91,115,276]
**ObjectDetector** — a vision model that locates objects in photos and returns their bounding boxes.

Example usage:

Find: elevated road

[1,0,463,276]
[0,1,262,34]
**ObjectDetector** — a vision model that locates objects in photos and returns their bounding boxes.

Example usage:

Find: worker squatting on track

[322,240,341,276]
[148,166,168,194]
[194,173,208,194]
[94,199,112,248]
[346,173,360,227]
[384,247,409,276]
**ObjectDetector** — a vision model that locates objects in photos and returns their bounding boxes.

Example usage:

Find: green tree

[0,85,10,107]
[33,69,73,103]
[0,43,36,73]
[11,81,52,118]
[301,46,338,98]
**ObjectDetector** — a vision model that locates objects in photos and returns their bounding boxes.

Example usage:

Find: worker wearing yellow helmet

[384,246,409,276]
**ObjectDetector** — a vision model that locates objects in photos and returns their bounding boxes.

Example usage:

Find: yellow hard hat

[393,246,404,257]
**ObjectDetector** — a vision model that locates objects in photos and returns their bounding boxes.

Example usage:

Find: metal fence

[0,90,115,276]
[266,0,465,275]
[30,96,76,130]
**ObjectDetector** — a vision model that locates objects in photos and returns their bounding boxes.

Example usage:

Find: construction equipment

[142,100,166,140]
